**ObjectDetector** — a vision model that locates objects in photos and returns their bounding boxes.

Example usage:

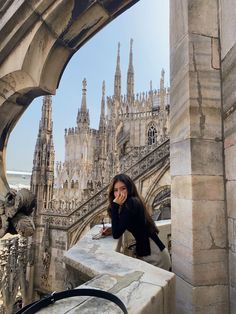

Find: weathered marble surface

[170,0,229,312]
[38,224,175,313]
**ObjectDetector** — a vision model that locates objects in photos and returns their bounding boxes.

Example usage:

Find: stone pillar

[220,1,236,312]
[170,1,229,313]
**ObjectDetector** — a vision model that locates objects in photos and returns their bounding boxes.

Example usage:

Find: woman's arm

[110,201,132,239]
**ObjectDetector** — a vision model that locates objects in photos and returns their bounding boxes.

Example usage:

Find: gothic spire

[114,42,121,100]
[127,38,134,103]
[77,78,90,129]
[99,80,106,131]
[31,95,55,210]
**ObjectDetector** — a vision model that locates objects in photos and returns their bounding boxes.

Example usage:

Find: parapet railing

[61,222,175,314]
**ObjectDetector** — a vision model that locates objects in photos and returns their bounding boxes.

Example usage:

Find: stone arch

[144,161,170,205]
[140,161,170,220]
[0,0,138,194]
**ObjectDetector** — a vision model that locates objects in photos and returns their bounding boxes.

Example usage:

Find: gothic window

[71,180,74,189]
[147,125,157,145]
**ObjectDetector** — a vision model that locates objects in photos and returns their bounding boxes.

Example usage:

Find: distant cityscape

[6,170,31,190]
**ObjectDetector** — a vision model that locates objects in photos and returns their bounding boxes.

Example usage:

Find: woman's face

[113,180,128,199]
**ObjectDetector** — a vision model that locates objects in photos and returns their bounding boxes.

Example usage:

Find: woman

[108,174,171,271]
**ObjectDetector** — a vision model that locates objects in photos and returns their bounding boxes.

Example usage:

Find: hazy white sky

[6,0,169,171]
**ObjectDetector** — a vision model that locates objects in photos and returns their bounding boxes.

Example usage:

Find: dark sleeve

[110,201,133,239]
[150,232,165,251]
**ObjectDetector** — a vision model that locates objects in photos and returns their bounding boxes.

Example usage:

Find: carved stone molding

[0,189,36,238]
[0,235,31,313]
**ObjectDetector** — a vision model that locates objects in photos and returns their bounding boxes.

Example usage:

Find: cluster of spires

[32,40,169,211]
[70,39,167,136]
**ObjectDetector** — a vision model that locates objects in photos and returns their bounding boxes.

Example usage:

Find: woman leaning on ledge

[107,173,171,271]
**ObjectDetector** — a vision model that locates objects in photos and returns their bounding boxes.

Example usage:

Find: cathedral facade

[52,40,170,209]
[28,40,171,294]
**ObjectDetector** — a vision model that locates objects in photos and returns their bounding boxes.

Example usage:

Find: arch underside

[0,0,139,195]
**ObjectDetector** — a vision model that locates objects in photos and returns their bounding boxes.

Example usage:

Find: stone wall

[0,0,139,195]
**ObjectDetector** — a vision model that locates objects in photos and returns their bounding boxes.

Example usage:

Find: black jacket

[110,197,165,257]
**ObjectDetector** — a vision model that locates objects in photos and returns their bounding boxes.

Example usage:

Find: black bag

[16,288,128,314]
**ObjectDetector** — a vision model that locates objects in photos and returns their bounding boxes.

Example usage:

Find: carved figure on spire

[127,38,134,103]
[160,68,165,90]
[99,80,106,131]
[114,42,121,100]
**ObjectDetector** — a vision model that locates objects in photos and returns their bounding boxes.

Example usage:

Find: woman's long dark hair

[108,173,159,234]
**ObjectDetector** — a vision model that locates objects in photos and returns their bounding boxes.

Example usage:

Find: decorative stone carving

[41,221,51,289]
[12,213,35,238]
[0,236,31,313]
[0,188,36,238]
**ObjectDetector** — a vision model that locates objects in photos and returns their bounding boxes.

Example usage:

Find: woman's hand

[113,192,127,205]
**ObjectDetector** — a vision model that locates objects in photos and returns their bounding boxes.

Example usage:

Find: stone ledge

[38,223,175,313]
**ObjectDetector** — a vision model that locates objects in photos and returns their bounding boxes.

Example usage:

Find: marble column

[170,0,229,312]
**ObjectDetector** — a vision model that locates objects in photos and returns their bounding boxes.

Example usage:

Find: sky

[6,0,169,172]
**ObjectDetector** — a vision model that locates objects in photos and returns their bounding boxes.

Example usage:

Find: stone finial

[82,78,87,91]
[127,38,134,103]
[114,42,121,99]
[81,78,87,112]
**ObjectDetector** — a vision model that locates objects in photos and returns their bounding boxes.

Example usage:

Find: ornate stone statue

[0,188,36,238]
